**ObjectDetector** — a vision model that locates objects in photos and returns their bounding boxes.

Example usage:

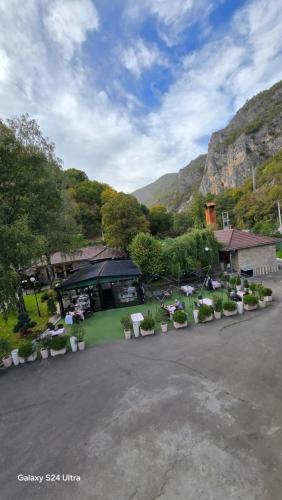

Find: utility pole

[278,200,282,233]
[251,165,256,192]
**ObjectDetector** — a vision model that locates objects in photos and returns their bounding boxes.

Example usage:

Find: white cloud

[44,0,99,58]
[120,39,166,77]
[0,0,282,193]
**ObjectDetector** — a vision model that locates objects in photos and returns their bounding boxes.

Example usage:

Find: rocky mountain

[132,154,206,211]
[133,80,282,209]
[200,80,282,194]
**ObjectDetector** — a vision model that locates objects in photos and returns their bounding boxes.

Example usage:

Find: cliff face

[200,81,282,194]
[132,154,206,210]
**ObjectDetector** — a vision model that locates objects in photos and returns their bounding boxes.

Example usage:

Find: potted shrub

[213,295,223,320]
[76,325,86,351]
[244,294,258,311]
[173,310,188,329]
[235,275,242,291]
[120,315,132,340]
[222,300,237,317]
[39,336,51,359]
[256,285,266,309]
[198,304,214,323]
[263,287,272,302]
[0,338,12,368]
[18,341,37,363]
[158,309,168,333]
[140,313,155,336]
[249,283,257,295]
[50,335,68,356]
[243,279,249,292]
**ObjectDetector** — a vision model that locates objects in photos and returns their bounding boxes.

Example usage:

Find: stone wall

[232,245,278,275]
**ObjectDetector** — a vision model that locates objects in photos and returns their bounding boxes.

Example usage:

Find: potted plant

[244,294,258,311]
[18,341,37,363]
[76,325,86,351]
[256,285,266,309]
[213,295,223,320]
[249,283,257,295]
[158,309,168,333]
[0,338,12,368]
[243,279,249,292]
[39,336,51,359]
[235,275,242,291]
[50,335,68,356]
[120,315,132,340]
[222,300,237,317]
[198,304,214,323]
[140,313,155,336]
[262,287,272,302]
[173,310,188,329]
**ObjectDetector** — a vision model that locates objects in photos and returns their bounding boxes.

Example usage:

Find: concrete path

[1,274,282,500]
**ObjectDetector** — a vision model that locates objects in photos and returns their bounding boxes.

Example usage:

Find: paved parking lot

[1,274,282,500]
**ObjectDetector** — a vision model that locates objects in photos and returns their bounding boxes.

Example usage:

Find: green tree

[148,204,173,236]
[101,193,149,250]
[129,233,164,275]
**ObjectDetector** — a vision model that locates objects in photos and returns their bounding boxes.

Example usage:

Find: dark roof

[214,229,280,251]
[57,259,141,290]
[50,246,125,265]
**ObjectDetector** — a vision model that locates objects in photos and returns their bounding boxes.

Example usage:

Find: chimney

[204,202,218,229]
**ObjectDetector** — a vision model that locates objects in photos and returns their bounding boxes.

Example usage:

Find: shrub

[229,276,236,286]
[198,304,213,322]
[223,300,237,311]
[243,279,249,288]
[213,295,223,312]
[50,335,68,351]
[120,315,132,331]
[249,283,257,292]
[173,310,187,324]
[47,297,57,315]
[140,313,155,331]
[244,295,258,306]
[13,312,37,337]
[0,338,11,357]
[41,292,50,302]
[235,275,241,285]
[262,287,272,296]
[39,336,52,350]
[18,341,34,359]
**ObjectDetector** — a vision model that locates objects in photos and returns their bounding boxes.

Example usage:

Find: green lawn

[81,288,228,347]
[277,250,282,258]
[0,292,50,346]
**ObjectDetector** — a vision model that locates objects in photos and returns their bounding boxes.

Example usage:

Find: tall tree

[101,193,149,250]
[129,233,164,276]
[148,204,173,236]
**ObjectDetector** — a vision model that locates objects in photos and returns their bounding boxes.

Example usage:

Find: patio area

[80,287,229,347]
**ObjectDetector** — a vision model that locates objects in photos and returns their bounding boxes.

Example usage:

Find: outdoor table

[166,305,176,320]
[199,298,213,307]
[131,312,144,338]
[181,285,195,296]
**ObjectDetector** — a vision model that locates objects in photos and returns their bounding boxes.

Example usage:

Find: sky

[1,0,282,192]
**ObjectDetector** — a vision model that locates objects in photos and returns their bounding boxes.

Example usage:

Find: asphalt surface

[1,273,282,500]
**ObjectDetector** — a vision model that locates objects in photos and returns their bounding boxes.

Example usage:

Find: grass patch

[0,292,50,346]
[81,288,228,347]
[277,250,282,258]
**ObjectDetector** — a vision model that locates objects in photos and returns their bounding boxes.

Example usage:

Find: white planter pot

[11,349,19,366]
[201,315,214,323]
[124,329,131,340]
[236,302,244,315]
[259,299,266,309]
[40,348,49,359]
[140,328,155,336]
[161,323,168,333]
[223,309,237,317]
[51,347,67,356]
[70,336,78,352]
[27,352,37,362]
[265,295,272,302]
[214,311,222,320]
[3,356,12,368]
[78,341,85,351]
[244,304,258,311]
[173,321,188,329]
[193,310,199,323]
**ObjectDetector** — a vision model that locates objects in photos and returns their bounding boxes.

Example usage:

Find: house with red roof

[214,229,280,276]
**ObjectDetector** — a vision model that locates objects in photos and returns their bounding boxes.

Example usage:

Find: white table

[199,298,213,307]
[181,285,195,296]
[131,313,144,338]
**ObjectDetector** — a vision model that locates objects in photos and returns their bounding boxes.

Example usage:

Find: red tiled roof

[214,229,280,251]
[50,246,124,265]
